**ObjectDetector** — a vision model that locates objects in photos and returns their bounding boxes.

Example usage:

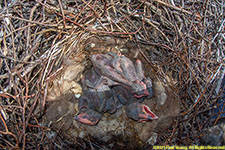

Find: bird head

[132,80,150,98]
[74,109,102,126]
[126,102,158,122]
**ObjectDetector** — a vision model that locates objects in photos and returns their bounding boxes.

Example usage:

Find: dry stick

[6,24,36,38]
[74,0,93,22]
[106,9,115,32]
[176,34,201,91]
[0,111,19,148]
[138,38,202,101]
[198,82,221,117]
[77,1,102,32]
[110,0,117,16]
[23,75,29,150]
[54,12,85,30]
[119,2,144,22]
[211,19,225,44]
[16,74,28,143]
[26,3,40,49]
[0,40,40,79]
[142,16,170,43]
[0,51,24,63]
[214,99,225,125]
[25,93,39,125]
[3,59,22,108]
[22,133,26,150]
[121,6,171,43]
[81,0,100,18]
[192,25,209,43]
[199,0,209,56]
[5,15,17,60]
[40,30,63,87]
[215,67,225,94]
[165,120,178,145]
[40,0,139,34]
[181,51,202,95]
[0,108,9,134]
[0,93,35,100]
[143,0,201,19]
[2,24,8,57]
[56,12,142,35]
[58,0,66,28]
[37,1,141,35]
[0,15,57,27]
[0,62,39,78]
[120,9,139,35]
[182,63,223,115]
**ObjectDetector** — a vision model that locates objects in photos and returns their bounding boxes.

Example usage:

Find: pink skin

[91,54,132,87]
[91,53,151,97]
[75,113,99,126]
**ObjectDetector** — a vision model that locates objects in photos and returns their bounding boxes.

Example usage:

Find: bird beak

[74,113,99,126]
[134,81,150,98]
[143,89,150,96]
[134,89,150,98]
[139,105,158,122]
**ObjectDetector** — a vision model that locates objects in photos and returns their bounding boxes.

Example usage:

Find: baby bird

[112,85,158,122]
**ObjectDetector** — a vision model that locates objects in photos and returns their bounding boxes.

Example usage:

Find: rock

[46,61,84,101]
[200,123,225,146]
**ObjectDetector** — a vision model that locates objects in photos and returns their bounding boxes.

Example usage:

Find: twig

[58,0,66,28]
[142,0,201,19]
[0,15,58,27]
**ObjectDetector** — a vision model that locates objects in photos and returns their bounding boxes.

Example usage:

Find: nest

[0,0,224,149]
